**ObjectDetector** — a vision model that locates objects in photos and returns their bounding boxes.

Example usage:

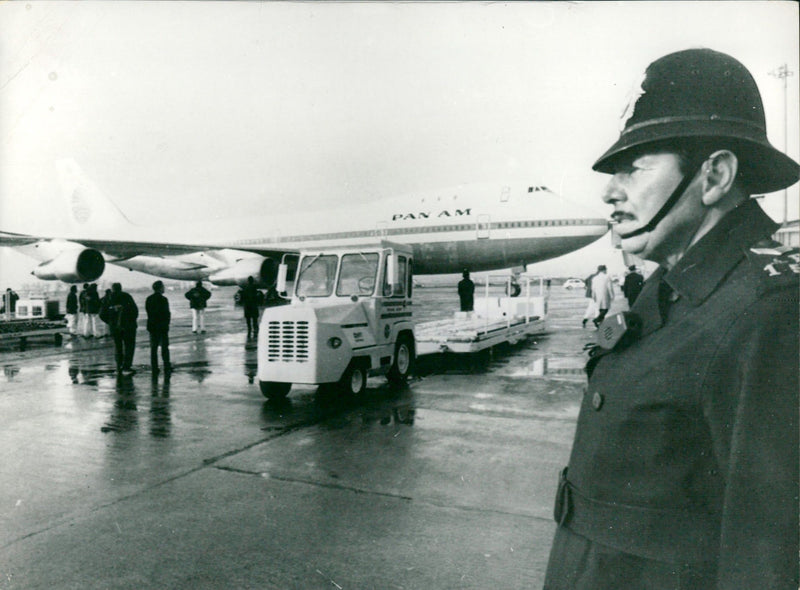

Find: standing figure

[102,282,139,375]
[84,283,101,338]
[457,269,475,312]
[78,283,90,336]
[65,285,79,335]
[185,281,211,334]
[505,272,522,297]
[590,265,614,327]
[145,280,171,374]
[544,48,799,590]
[2,288,19,315]
[581,271,597,328]
[241,276,262,338]
[99,288,112,336]
[621,265,644,308]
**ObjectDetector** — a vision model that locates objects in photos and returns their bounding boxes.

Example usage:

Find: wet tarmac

[1,285,623,589]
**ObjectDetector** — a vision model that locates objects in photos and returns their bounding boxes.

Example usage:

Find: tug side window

[383,255,408,297]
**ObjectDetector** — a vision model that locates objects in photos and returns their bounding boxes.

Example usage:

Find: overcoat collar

[630,199,777,338]
[663,199,777,307]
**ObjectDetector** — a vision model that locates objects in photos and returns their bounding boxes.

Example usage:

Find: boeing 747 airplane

[0,160,608,286]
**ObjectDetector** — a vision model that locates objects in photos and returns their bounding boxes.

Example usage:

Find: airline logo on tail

[56,159,132,230]
[70,186,92,225]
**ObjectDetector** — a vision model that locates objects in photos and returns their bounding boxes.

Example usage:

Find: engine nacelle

[32,248,105,283]
[208,257,278,288]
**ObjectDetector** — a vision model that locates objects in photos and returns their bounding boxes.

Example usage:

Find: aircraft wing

[0,231,41,247]
[0,230,290,260]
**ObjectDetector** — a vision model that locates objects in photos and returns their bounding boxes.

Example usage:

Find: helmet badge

[619,71,647,132]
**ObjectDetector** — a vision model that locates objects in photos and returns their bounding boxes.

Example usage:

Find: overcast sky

[1,1,798,288]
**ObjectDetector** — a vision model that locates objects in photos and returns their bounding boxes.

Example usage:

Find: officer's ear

[700,150,738,206]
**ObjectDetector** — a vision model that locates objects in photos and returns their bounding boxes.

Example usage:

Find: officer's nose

[601,175,627,205]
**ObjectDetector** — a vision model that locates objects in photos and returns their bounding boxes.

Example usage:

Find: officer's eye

[613,163,637,175]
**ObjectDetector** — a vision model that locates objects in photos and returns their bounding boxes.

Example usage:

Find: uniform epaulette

[746,238,800,296]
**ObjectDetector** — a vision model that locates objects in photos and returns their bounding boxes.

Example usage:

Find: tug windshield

[337,253,379,296]
[296,254,337,297]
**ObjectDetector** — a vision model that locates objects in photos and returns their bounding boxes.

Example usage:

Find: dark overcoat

[546,200,799,589]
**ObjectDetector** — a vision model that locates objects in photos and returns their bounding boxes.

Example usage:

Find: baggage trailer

[0,319,66,350]
[414,277,547,355]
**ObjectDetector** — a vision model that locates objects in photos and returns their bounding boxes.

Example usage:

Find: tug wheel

[259,381,291,400]
[340,362,367,396]
[388,334,414,384]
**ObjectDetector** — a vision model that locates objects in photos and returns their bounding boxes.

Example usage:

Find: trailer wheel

[340,362,367,396]
[259,381,291,400]
[388,334,414,384]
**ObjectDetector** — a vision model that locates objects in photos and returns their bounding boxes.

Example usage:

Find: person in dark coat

[240,276,263,338]
[65,285,79,335]
[621,265,644,307]
[3,288,19,314]
[457,269,474,312]
[544,48,799,590]
[185,281,211,334]
[101,282,139,375]
[85,283,101,337]
[78,283,90,337]
[145,280,171,374]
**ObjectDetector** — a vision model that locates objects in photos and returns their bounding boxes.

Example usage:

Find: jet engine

[208,256,278,288]
[32,248,106,283]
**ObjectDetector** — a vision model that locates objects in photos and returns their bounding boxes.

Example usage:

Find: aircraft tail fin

[56,159,134,231]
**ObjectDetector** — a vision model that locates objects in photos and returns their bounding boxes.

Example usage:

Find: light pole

[769,64,794,226]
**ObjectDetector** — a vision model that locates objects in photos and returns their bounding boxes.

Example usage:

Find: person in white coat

[590,265,614,327]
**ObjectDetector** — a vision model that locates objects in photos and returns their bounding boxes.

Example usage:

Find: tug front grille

[266,320,310,362]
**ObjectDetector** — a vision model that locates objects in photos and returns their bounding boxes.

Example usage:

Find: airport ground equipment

[414,276,547,355]
[0,319,66,350]
[256,241,415,400]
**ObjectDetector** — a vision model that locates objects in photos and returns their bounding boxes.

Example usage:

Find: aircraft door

[477,214,490,239]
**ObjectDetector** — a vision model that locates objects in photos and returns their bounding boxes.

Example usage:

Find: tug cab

[256,241,415,400]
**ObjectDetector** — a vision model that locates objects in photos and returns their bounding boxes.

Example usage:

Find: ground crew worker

[3,287,19,315]
[581,270,597,328]
[78,283,90,336]
[621,265,644,307]
[145,280,171,374]
[102,282,139,375]
[84,283,101,337]
[185,281,211,334]
[65,285,79,335]
[544,48,799,590]
[457,269,474,312]
[240,276,262,338]
[589,265,614,327]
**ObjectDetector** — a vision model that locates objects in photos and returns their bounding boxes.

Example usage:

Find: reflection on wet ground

[1,286,611,589]
[2,287,594,447]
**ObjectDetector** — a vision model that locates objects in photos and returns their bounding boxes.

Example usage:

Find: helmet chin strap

[616,159,705,239]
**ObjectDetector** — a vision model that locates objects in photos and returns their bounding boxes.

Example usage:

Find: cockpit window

[296,254,337,297]
[337,253,379,297]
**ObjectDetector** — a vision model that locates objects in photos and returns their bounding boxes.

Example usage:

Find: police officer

[544,49,799,589]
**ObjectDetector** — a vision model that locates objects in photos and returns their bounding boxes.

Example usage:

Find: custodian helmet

[593,48,799,194]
